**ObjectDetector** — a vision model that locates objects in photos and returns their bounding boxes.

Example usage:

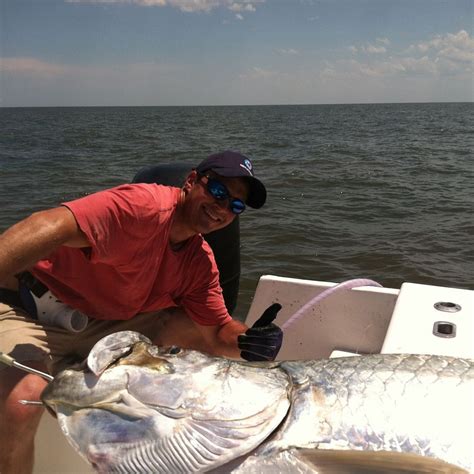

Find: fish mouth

[113,342,173,373]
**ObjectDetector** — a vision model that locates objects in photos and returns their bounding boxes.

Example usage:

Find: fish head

[41,331,291,473]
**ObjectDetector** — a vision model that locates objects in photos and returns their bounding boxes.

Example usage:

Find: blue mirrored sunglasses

[199,175,246,215]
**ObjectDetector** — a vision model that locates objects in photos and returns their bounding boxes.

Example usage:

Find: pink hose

[281,278,382,331]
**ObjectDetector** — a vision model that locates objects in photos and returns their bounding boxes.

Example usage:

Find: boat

[33,274,473,472]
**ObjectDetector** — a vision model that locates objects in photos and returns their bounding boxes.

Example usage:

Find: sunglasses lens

[207,179,228,200]
[231,200,245,215]
[205,177,245,214]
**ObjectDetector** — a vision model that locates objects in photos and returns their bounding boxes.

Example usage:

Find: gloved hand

[238,303,283,361]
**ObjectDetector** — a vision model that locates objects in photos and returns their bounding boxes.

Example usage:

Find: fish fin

[295,448,469,474]
[87,331,152,375]
[113,414,287,473]
[86,395,289,473]
[226,449,469,474]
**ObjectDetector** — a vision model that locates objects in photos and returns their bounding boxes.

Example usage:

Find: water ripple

[1,103,472,320]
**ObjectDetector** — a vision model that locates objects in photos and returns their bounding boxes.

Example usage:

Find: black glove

[238,303,283,361]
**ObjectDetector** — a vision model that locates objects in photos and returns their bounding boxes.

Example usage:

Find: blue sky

[1,0,472,106]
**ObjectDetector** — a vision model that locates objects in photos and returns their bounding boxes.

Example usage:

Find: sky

[0,0,472,106]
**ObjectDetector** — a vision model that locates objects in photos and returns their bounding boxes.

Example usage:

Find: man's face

[184,171,249,235]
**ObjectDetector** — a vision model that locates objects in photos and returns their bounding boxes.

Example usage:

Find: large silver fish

[41,331,473,473]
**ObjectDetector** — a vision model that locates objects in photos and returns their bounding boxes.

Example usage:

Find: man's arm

[0,207,90,287]
[193,304,284,361]
[168,317,246,359]
[200,318,248,359]
[149,309,246,359]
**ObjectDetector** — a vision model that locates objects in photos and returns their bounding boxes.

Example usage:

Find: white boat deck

[34,275,474,473]
[381,282,473,358]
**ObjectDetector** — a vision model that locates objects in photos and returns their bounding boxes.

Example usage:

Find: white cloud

[229,2,255,12]
[276,48,300,56]
[3,28,471,106]
[438,47,473,63]
[229,1,257,19]
[412,30,472,52]
[376,37,390,46]
[0,57,70,77]
[0,56,182,80]
[350,39,389,55]
[232,50,469,105]
[408,30,474,64]
[0,56,193,105]
[239,66,280,80]
[344,30,472,78]
[356,56,437,77]
[326,54,441,80]
[66,0,263,14]
[364,44,386,54]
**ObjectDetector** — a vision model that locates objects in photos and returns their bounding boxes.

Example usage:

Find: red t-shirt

[32,183,231,326]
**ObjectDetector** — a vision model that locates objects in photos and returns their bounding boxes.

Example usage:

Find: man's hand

[238,303,283,361]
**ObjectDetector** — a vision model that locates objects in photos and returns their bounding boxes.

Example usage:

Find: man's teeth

[204,207,220,222]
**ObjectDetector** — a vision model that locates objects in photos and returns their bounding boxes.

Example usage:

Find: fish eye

[168,346,182,355]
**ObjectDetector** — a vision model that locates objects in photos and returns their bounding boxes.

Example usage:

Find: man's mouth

[203,205,221,223]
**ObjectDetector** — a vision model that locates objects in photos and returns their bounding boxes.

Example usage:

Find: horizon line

[1,100,472,109]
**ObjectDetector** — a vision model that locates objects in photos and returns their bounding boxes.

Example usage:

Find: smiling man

[0,150,283,474]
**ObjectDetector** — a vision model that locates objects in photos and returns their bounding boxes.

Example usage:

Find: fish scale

[41,332,473,473]
[264,355,472,467]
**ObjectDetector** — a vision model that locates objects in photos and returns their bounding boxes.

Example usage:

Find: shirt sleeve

[63,184,171,265]
[180,242,232,327]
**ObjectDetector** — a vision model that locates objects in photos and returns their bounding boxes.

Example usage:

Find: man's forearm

[0,207,88,285]
[214,319,248,359]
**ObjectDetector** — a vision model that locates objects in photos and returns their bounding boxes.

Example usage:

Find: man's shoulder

[64,183,181,232]
[114,182,176,197]
[107,183,181,211]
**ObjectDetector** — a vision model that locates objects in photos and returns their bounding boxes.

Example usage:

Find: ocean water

[1,103,473,320]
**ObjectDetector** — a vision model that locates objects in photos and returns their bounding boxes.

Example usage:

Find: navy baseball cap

[196,150,267,209]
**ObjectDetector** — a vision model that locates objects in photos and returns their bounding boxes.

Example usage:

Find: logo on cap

[243,159,252,171]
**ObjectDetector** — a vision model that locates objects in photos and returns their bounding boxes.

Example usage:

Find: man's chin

[198,220,228,235]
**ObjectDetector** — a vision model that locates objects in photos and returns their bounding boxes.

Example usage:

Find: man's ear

[183,170,198,192]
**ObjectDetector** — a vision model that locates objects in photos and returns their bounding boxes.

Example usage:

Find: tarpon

[41,331,473,473]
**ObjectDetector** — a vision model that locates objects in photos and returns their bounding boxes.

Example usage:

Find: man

[0,150,283,474]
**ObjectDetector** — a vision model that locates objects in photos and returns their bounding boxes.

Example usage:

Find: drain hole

[433,321,456,338]
[437,323,453,335]
[434,302,461,313]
